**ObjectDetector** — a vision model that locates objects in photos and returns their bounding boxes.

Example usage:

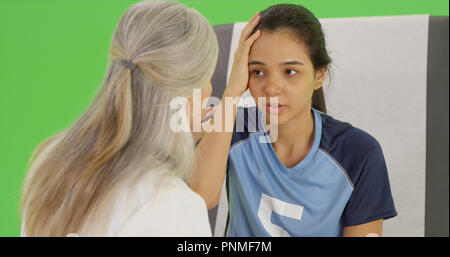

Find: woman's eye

[286,69,297,76]
[252,70,264,76]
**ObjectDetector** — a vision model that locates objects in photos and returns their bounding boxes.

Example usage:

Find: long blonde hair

[21,0,218,236]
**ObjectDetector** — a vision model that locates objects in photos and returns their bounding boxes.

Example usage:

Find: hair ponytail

[312,87,326,113]
[77,64,133,182]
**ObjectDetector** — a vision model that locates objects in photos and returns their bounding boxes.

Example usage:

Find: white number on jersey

[257,193,304,237]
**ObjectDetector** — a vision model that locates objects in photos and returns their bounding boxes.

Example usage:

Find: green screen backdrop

[0,0,448,236]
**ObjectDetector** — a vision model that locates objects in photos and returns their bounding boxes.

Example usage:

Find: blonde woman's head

[112,0,218,95]
[21,0,218,236]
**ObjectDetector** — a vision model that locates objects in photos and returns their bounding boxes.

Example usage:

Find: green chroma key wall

[0,0,448,236]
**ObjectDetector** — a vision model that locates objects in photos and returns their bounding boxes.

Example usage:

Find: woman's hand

[225,12,261,98]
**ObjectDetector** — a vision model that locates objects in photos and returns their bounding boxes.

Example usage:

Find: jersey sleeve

[341,139,398,226]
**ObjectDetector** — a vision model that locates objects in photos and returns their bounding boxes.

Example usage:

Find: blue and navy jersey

[225,106,397,237]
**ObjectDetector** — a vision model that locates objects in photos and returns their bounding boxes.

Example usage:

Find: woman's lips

[266,104,285,114]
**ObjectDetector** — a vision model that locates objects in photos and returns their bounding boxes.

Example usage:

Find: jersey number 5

[257,193,304,237]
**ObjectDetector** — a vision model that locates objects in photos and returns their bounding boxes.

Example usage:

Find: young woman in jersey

[20,0,218,236]
[190,4,397,237]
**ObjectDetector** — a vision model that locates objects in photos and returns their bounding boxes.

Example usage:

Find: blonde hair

[21,0,218,236]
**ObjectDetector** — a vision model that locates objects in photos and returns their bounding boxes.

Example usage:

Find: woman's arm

[188,12,261,210]
[188,89,238,210]
[342,219,383,237]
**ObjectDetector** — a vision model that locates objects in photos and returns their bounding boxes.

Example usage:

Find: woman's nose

[264,77,282,96]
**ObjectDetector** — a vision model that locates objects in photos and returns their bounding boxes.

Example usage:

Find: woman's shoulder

[156,174,207,206]
[317,112,390,191]
[121,169,207,213]
[116,172,211,236]
[318,111,381,154]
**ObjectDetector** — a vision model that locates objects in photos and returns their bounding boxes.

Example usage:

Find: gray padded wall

[425,16,449,237]
[208,24,234,233]
[209,15,449,237]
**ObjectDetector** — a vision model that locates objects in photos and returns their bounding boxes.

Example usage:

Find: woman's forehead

[249,29,311,65]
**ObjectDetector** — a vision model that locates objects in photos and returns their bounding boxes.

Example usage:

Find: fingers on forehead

[241,14,261,41]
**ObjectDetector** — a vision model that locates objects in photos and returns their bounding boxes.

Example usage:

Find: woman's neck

[270,107,315,154]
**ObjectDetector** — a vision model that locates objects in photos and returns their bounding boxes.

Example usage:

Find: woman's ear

[314,66,327,90]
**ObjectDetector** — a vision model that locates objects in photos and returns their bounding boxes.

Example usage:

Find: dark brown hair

[254,4,331,113]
